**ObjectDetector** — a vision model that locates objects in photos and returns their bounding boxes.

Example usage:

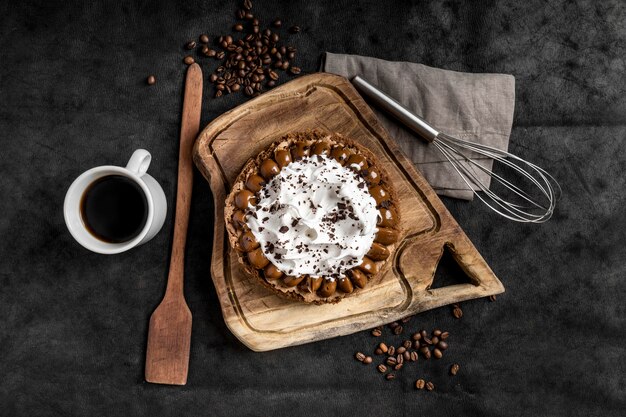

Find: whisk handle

[352,76,439,143]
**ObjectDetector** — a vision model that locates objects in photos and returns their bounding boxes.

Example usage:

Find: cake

[224,130,401,304]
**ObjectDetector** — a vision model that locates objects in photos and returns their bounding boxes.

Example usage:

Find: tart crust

[224,130,401,304]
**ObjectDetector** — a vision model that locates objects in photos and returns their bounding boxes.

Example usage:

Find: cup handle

[126,149,152,176]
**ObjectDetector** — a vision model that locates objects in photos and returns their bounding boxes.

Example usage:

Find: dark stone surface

[1,0,625,415]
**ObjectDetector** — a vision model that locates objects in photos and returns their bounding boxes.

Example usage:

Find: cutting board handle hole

[428,243,479,289]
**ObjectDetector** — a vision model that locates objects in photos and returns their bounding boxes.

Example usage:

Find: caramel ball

[264,263,283,280]
[347,269,367,289]
[245,174,266,193]
[367,242,390,261]
[260,159,280,180]
[337,277,354,294]
[235,189,256,209]
[357,256,379,275]
[378,208,397,228]
[300,276,323,293]
[274,149,292,168]
[363,168,381,186]
[375,227,400,245]
[312,142,331,156]
[283,275,305,287]
[317,278,337,297]
[292,142,310,160]
[247,247,270,269]
[368,185,389,205]
[330,146,351,165]
[346,154,368,171]
[239,231,260,252]
[232,210,246,230]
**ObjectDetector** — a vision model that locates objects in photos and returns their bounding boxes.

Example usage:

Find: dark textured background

[1,0,625,415]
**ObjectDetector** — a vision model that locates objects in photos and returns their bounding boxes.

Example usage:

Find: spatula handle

[165,63,203,298]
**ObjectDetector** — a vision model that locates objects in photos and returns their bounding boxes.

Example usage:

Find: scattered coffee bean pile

[181,0,302,98]
[354,316,461,393]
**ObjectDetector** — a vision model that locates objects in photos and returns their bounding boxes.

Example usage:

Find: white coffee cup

[64,149,167,254]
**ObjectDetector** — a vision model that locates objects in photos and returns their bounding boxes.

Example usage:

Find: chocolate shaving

[279,226,289,233]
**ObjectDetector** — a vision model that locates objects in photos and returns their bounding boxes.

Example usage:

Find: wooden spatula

[145,63,203,385]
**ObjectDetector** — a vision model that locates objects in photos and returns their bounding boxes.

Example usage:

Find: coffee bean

[403,351,411,362]
[413,340,420,349]
[215,90,223,98]
[216,51,225,60]
[387,346,395,356]
[216,84,225,91]
[377,364,387,373]
[388,322,399,329]
[489,294,497,302]
[289,25,301,33]
[385,373,395,380]
[252,18,259,26]
[231,83,241,92]
[272,19,282,28]
[450,363,460,376]
[281,61,290,70]
[433,348,443,359]
[183,56,195,65]
[393,363,403,371]
[266,80,276,87]
[378,343,388,353]
[420,330,428,339]
[386,357,396,366]
[236,8,245,19]
[371,329,382,337]
[234,23,244,32]
[185,41,196,50]
[415,379,425,390]
[425,381,435,391]
[431,336,439,345]
[440,331,450,340]
[411,332,421,341]
[271,33,279,43]
[437,341,448,350]
[374,348,383,355]
[289,66,301,75]
[433,329,442,337]
[355,352,366,362]
[420,347,431,359]
[423,337,432,345]
[146,75,156,85]
[244,12,254,20]
[410,351,418,362]
[396,354,403,364]
[245,85,254,96]
[396,346,406,354]
[243,0,253,10]
[200,34,209,44]
[210,73,218,83]
[453,305,463,319]
[402,340,412,349]
[393,325,403,335]
[363,356,373,364]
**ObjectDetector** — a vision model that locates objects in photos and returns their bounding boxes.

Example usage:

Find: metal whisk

[352,76,560,223]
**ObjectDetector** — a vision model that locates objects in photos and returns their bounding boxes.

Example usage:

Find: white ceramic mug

[64,149,167,254]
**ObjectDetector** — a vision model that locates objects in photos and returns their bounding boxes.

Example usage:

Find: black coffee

[80,175,148,243]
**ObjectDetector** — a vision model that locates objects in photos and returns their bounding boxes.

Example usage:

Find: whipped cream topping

[246,153,379,279]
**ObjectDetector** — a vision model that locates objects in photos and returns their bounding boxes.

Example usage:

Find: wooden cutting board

[193,73,504,351]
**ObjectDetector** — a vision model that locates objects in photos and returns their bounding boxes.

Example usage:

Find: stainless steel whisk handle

[352,76,440,143]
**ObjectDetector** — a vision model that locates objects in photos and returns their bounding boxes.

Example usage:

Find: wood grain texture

[145,63,202,384]
[193,73,504,352]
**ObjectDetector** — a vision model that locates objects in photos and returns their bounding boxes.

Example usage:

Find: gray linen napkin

[321,52,516,200]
